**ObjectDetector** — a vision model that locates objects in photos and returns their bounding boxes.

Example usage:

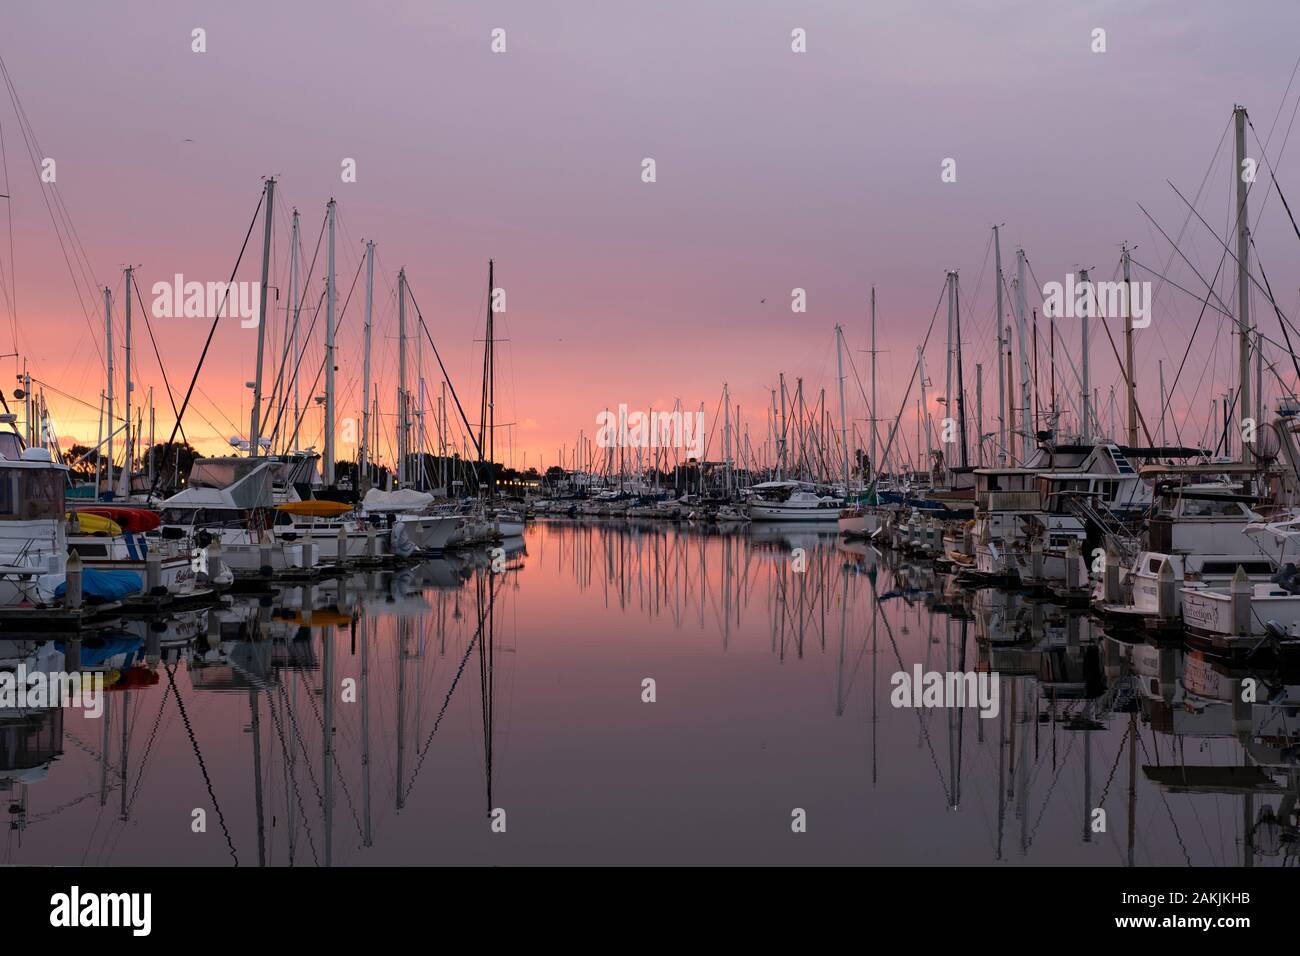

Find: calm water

[2,521,1293,866]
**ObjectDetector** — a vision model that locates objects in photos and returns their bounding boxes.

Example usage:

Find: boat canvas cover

[54,569,143,601]
[275,500,351,517]
[362,488,435,513]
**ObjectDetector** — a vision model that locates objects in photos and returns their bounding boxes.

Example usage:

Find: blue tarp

[54,569,142,601]
[55,634,142,668]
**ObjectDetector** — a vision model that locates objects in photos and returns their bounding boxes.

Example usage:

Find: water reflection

[1,522,1296,865]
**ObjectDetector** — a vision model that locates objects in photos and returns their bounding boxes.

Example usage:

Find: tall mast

[148,387,155,488]
[1122,243,1138,447]
[1079,266,1091,442]
[835,325,849,495]
[417,295,426,491]
[1234,105,1252,464]
[397,266,407,486]
[440,381,448,493]
[944,270,954,430]
[361,240,375,489]
[287,208,300,452]
[778,373,787,479]
[1014,248,1031,461]
[953,273,968,468]
[480,259,495,499]
[324,197,337,485]
[918,346,932,474]
[869,285,877,482]
[104,286,114,494]
[249,176,275,456]
[723,382,732,495]
[1159,359,1168,448]
[993,226,1006,464]
[123,266,133,483]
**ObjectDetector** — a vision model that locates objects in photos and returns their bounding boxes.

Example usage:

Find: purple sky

[3,1,1299,469]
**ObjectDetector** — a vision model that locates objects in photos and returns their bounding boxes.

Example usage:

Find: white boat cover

[361,488,435,513]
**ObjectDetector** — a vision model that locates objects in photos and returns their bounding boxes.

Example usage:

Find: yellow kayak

[275,500,351,518]
[67,511,122,536]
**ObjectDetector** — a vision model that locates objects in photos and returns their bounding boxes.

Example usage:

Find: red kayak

[70,506,162,533]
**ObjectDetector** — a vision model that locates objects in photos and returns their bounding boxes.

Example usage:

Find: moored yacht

[746,481,841,522]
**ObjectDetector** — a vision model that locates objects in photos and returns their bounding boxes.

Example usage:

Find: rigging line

[149,182,266,500]
[1244,103,1300,230]
[266,252,363,452]
[1134,727,1195,867]
[131,274,189,448]
[1127,256,1233,319]
[1166,180,1300,339]
[291,657,367,840]
[124,678,175,815]
[1150,114,1234,319]
[407,284,483,460]
[402,575,503,803]
[164,663,239,865]
[0,55,103,367]
[876,282,948,471]
[266,288,326,449]
[0,107,18,348]
[261,687,321,866]
[1022,255,1088,429]
[1135,203,1231,437]
[1248,235,1300,390]
[269,211,326,438]
[1092,254,1157,446]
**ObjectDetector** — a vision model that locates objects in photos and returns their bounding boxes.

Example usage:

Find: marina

[3,4,1300,927]
[7,519,1298,867]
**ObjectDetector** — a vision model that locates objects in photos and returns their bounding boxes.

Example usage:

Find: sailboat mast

[123,265,133,482]
[835,325,849,495]
[993,226,1005,464]
[104,286,114,494]
[954,273,968,468]
[288,208,301,452]
[480,259,496,499]
[1122,243,1138,447]
[248,176,275,456]
[398,266,407,487]
[323,197,337,485]
[1079,266,1091,442]
[1014,248,1031,461]
[361,239,375,489]
[869,285,877,482]
[1234,105,1252,464]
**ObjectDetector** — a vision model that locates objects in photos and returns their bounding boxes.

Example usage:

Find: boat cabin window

[0,468,64,520]
[187,459,261,490]
[70,543,110,557]
[0,433,25,461]
[160,507,246,525]
[1147,557,1166,574]
[1179,498,1246,518]
[981,473,1032,493]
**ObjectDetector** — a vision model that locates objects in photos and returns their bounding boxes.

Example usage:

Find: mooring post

[65,550,83,610]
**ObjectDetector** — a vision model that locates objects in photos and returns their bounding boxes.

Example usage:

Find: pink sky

[3,1,1300,471]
